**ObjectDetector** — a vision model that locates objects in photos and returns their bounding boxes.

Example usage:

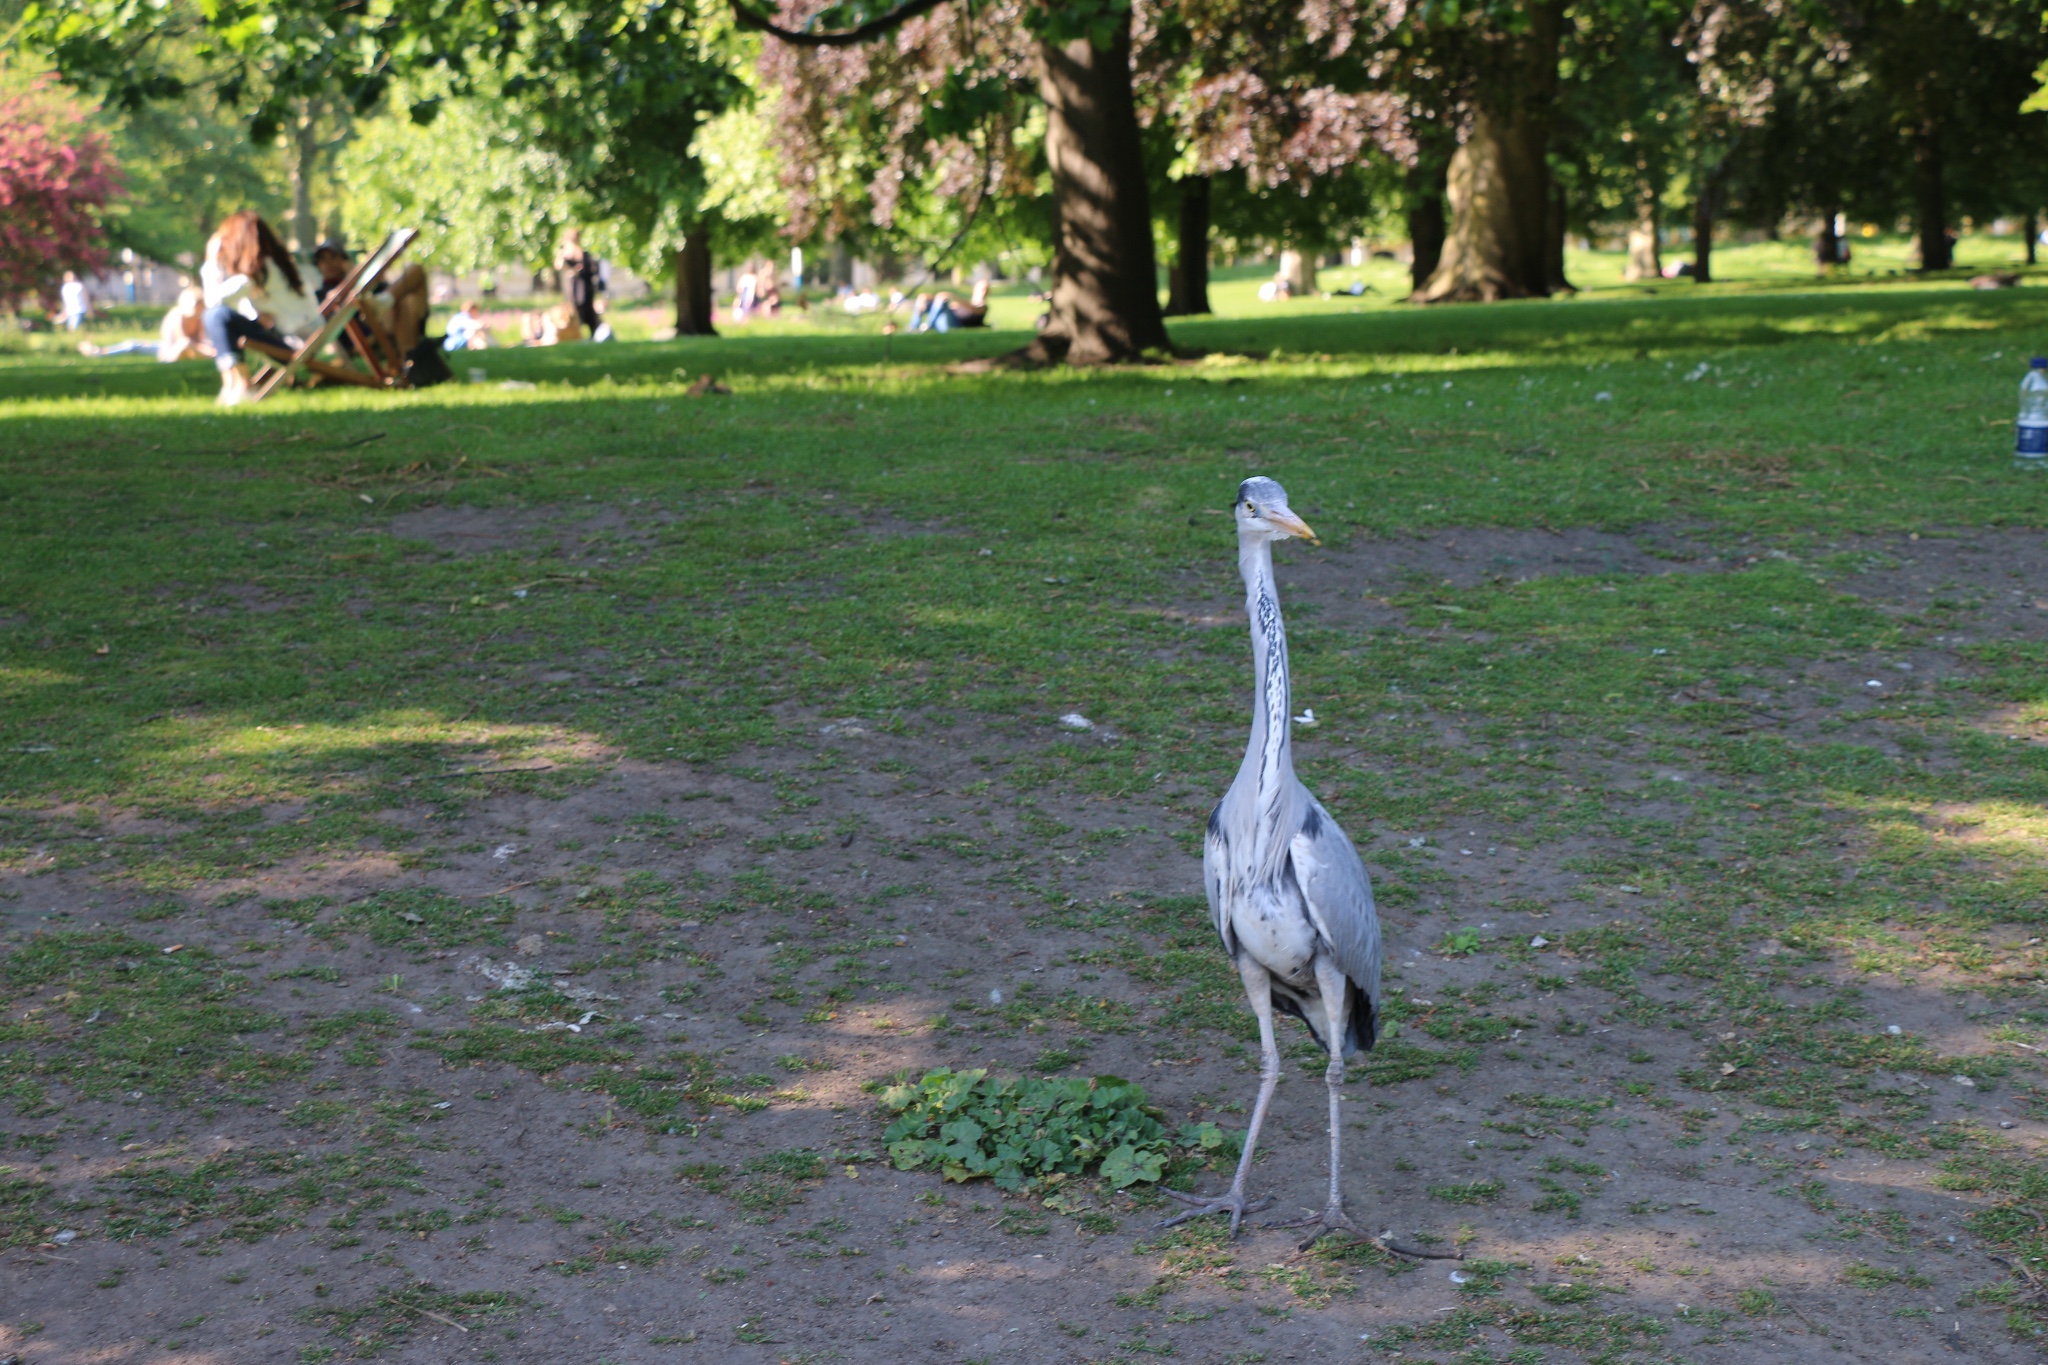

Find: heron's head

[1233,477,1319,545]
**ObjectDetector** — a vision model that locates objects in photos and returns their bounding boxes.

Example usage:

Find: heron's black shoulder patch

[1299,804,1322,840]
[1207,803,1225,839]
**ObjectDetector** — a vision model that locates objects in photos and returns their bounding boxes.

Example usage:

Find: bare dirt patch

[6,526,2047,1363]
[4,704,2035,1364]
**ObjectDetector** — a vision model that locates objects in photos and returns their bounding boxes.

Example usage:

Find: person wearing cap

[311,238,429,354]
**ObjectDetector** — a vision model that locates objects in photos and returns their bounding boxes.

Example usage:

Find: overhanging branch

[729,0,951,46]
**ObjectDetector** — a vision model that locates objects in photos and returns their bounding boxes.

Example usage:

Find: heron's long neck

[1238,535,1293,865]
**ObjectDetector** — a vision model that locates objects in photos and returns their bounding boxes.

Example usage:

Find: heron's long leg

[1319,960,1348,1215]
[1267,955,1368,1249]
[1156,955,1280,1236]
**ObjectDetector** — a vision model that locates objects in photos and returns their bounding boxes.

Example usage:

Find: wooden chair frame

[247,228,420,400]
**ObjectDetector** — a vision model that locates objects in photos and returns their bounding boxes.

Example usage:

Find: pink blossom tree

[0,86,122,307]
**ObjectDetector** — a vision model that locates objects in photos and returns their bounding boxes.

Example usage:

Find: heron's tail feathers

[1272,981,1375,1058]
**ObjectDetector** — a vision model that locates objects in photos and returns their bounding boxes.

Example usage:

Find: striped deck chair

[246,228,420,400]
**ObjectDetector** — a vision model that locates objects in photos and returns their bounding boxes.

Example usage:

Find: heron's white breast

[1227,884,1318,988]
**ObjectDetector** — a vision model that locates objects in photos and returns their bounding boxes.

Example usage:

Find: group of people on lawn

[73,210,998,403]
[74,211,611,405]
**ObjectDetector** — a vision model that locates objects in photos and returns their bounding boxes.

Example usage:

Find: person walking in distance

[59,271,89,330]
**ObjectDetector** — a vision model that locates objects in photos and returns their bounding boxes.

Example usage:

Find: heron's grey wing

[1203,802,1237,955]
[1288,796,1382,1005]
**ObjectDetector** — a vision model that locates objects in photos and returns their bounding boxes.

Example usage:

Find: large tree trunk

[1406,160,1447,292]
[2026,211,2039,266]
[1414,2,1560,302]
[674,219,717,336]
[1023,17,1170,364]
[1691,170,1718,283]
[288,101,320,254]
[1164,175,1211,316]
[1912,127,1951,271]
[1623,180,1660,282]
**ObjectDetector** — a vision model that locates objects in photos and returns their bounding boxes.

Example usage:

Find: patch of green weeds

[879,1068,1225,1192]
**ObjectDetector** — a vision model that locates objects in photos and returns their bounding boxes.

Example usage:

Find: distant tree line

[10,0,2048,360]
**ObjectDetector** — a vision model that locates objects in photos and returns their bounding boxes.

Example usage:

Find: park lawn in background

[2,273,2047,1360]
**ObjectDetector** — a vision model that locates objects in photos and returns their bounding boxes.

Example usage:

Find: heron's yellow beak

[1268,507,1320,545]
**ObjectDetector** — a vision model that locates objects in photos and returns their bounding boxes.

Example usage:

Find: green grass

[6,263,2048,1333]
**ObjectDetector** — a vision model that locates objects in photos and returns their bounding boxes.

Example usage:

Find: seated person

[201,210,323,405]
[522,302,583,346]
[444,301,492,351]
[77,287,217,361]
[312,240,429,355]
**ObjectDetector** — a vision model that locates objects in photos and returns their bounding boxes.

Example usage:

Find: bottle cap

[2034,357,2047,368]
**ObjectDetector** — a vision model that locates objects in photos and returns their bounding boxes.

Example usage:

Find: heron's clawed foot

[1154,1186,1275,1237]
[1267,1202,1373,1252]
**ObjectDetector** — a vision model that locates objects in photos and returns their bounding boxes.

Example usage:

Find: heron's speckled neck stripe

[1241,535,1292,871]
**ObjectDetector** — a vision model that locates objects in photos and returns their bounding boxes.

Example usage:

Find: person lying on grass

[200,211,322,406]
[76,286,216,363]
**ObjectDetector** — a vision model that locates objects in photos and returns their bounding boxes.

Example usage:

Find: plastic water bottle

[2018,357,2048,470]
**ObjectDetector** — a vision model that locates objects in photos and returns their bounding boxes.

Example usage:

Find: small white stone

[989,989,1004,1005]
[1887,1025,1903,1035]
[1530,935,1549,949]
[1058,713,1094,731]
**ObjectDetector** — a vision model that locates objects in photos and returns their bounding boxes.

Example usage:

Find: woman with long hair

[199,210,322,405]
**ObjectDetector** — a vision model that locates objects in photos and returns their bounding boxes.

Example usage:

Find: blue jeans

[202,306,286,367]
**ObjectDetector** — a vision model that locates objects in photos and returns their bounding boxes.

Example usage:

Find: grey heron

[1161,477,1450,1260]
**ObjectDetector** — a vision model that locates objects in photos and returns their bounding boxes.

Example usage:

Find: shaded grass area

[4,276,2048,1341]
